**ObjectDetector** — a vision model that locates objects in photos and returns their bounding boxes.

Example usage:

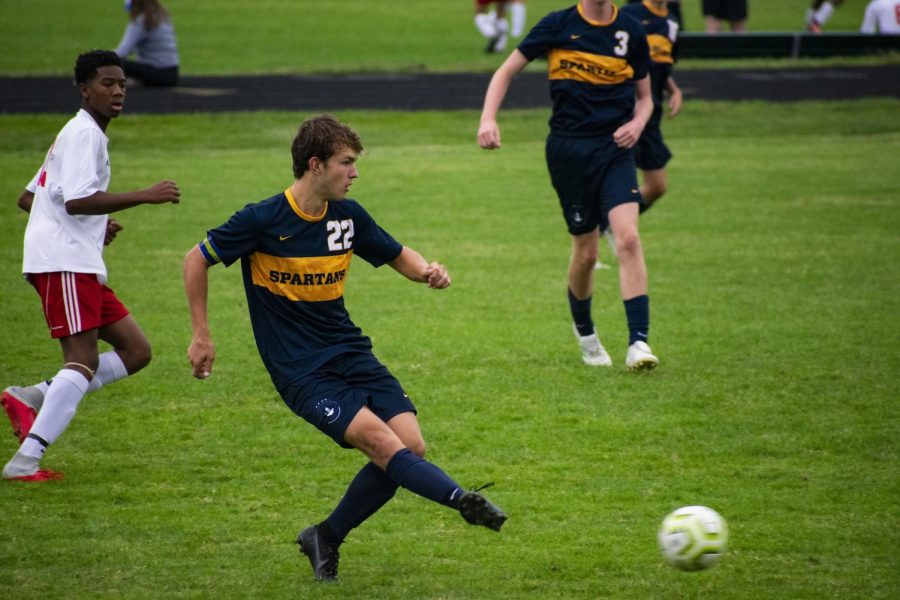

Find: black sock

[324,461,399,544]
[568,288,594,337]
[624,294,650,345]
[385,448,463,509]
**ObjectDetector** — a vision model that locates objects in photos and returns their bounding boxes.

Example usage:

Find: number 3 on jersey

[614,31,629,56]
[327,219,354,251]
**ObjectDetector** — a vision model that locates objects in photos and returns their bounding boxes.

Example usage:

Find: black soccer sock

[568,288,594,337]
[385,448,464,509]
[325,461,399,543]
[624,294,650,345]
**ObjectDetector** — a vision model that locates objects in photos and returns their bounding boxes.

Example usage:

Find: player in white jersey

[861,0,900,33]
[2,50,181,482]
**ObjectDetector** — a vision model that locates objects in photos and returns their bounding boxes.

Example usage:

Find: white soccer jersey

[861,0,900,33]
[23,109,111,283]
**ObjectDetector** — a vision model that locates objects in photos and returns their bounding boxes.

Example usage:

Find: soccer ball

[658,505,728,571]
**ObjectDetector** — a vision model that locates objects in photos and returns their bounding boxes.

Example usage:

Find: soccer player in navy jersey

[183,114,506,581]
[478,0,660,370]
[621,0,683,211]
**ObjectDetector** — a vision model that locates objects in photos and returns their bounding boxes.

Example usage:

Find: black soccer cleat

[296,525,340,581]
[458,483,507,532]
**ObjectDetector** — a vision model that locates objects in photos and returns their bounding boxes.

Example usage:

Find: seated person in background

[115,0,179,87]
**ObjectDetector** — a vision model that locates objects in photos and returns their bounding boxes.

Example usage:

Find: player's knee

[125,340,153,374]
[572,247,598,270]
[357,428,405,466]
[407,438,426,458]
[616,230,641,257]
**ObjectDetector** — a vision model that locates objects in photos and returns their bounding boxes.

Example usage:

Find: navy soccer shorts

[545,133,643,235]
[281,352,416,448]
[634,123,672,171]
[702,0,747,21]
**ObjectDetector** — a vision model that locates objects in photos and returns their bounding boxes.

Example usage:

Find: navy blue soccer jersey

[199,189,403,391]
[620,1,679,125]
[517,3,650,136]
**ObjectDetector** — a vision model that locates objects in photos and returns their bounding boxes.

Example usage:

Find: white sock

[475,13,496,38]
[86,351,129,393]
[814,2,834,25]
[28,368,89,447]
[495,18,510,51]
[511,2,527,37]
[22,353,128,411]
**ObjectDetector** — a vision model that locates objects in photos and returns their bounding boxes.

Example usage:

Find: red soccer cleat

[1,388,38,444]
[6,469,64,482]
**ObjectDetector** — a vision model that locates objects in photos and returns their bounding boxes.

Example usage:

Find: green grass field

[0,99,898,598]
[0,0,884,76]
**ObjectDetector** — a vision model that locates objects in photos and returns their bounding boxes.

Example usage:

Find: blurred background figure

[474,0,526,53]
[116,0,179,86]
[628,0,684,31]
[860,0,900,33]
[629,0,684,31]
[702,0,747,33]
[805,0,844,33]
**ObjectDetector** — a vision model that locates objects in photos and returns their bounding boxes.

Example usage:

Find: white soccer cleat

[573,325,612,366]
[626,341,659,371]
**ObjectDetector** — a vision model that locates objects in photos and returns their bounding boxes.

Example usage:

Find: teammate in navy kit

[183,114,506,582]
[621,0,683,212]
[478,0,660,370]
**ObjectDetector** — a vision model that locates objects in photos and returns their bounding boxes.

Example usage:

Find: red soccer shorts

[27,272,129,339]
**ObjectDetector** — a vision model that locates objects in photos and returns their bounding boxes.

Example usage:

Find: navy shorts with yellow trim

[281,352,416,448]
[634,123,672,171]
[546,133,643,235]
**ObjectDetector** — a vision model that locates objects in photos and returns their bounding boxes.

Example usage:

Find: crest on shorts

[568,205,586,226]
[316,398,341,424]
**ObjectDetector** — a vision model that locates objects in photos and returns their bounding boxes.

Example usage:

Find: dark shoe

[296,525,339,581]
[459,483,507,531]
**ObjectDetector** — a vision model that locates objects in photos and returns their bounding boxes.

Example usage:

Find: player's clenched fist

[146,179,181,204]
[424,262,451,289]
[477,121,502,149]
[188,336,215,379]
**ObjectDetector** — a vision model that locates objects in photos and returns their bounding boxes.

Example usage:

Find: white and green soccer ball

[658,505,728,571]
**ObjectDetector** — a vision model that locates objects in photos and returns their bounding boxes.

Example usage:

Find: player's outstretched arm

[183,246,217,379]
[65,180,181,215]
[389,246,451,289]
[478,50,530,150]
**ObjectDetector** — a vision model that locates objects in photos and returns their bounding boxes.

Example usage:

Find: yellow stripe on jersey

[647,34,674,64]
[200,238,221,263]
[285,187,328,222]
[548,49,634,85]
[249,251,352,302]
